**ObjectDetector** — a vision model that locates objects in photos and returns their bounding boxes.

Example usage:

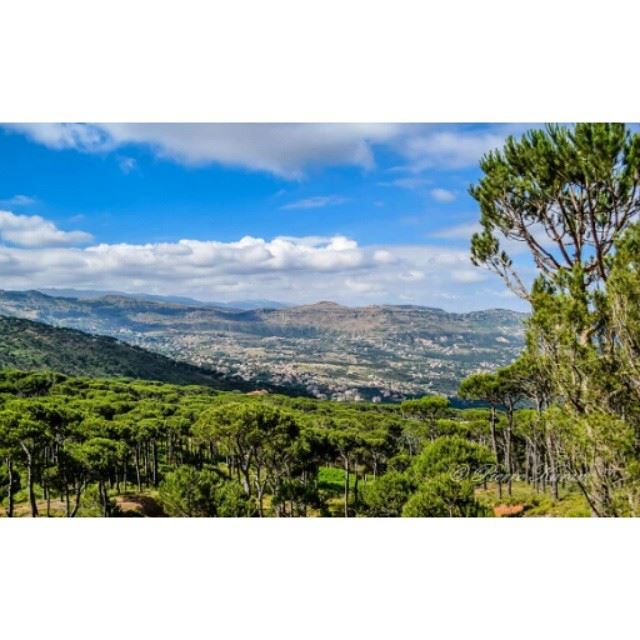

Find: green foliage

[401,395,449,419]
[361,470,414,517]
[458,372,502,407]
[411,436,493,483]
[470,123,640,297]
[465,123,640,516]
[0,369,420,517]
[70,438,124,476]
[402,474,486,517]
[159,467,254,517]
[607,222,640,403]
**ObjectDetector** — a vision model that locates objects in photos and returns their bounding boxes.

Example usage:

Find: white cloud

[398,270,425,282]
[281,195,347,210]
[452,269,487,283]
[431,221,482,240]
[8,124,113,152]
[392,126,527,172]
[118,156,137,174]
[430,188,456,203]
[0,212,503,309]
[6,123,532,181]
[344,278,383,294]
[0,194,37,207]
[0,210,93,247]
[378,177,430,189]
[373,249,395,264]
[433,219,559,262]
[6,123,401,179]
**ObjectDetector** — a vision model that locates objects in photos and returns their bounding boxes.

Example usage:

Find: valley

[0,290,526,399]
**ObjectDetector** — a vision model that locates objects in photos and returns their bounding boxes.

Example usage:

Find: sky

[0,123,535,311]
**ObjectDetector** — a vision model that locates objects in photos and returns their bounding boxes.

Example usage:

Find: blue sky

[0,123,533,310]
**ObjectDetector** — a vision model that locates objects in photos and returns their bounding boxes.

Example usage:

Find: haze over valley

[0,289,525,399]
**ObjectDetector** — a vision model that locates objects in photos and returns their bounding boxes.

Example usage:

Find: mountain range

[36,288,289,310]
[0,289,526,399]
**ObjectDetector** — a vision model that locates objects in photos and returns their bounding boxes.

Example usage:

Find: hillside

[0,315,258,390]
[0,290,527,398]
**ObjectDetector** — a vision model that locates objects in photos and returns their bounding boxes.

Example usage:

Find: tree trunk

[545,434,559,500]
[100,480,110,517]
[532,446,540,493]
[586,456,616,517]
[70,479,85,517]
[144,442,151,485]
[134,446,142,492]
[343,457,350,518]
[256,476,265,518]
[21,446,39,517]
[152,440,158,487]
[504,407,513,496]
[489,407,502,498]
[6,458,14,518]
[240,463,252,497]
[354,471,359,507]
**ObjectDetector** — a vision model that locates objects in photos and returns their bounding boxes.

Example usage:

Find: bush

[159,467,255,517]
[361,471,414,517]
[411,436,493,482]
[402,474,487,517]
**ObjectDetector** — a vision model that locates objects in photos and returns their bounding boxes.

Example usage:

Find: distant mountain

[0,289,527,399]
[36,288,289,310]
[230,299,291,310]
[0,314,265,391]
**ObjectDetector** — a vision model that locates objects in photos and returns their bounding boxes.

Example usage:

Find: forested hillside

[0,315,258,391]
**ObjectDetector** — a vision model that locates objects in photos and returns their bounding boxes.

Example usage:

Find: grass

[475,481,591,517]
[317,466,354,494]
[317,466,362,516]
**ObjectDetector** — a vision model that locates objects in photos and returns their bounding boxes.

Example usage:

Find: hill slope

[0,290,527,399]
[0,315,254,390]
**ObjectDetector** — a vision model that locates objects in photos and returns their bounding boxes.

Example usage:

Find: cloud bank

[7,124,401,179]
[0,210,505,309]
[6,123,521,179]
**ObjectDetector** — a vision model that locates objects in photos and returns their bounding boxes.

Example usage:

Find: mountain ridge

[21,288,526,317]
[0,289,526,399]
[35,288,290,310]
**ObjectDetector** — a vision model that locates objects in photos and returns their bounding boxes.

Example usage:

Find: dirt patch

[115,494,166,517]
[494,503,525,517]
